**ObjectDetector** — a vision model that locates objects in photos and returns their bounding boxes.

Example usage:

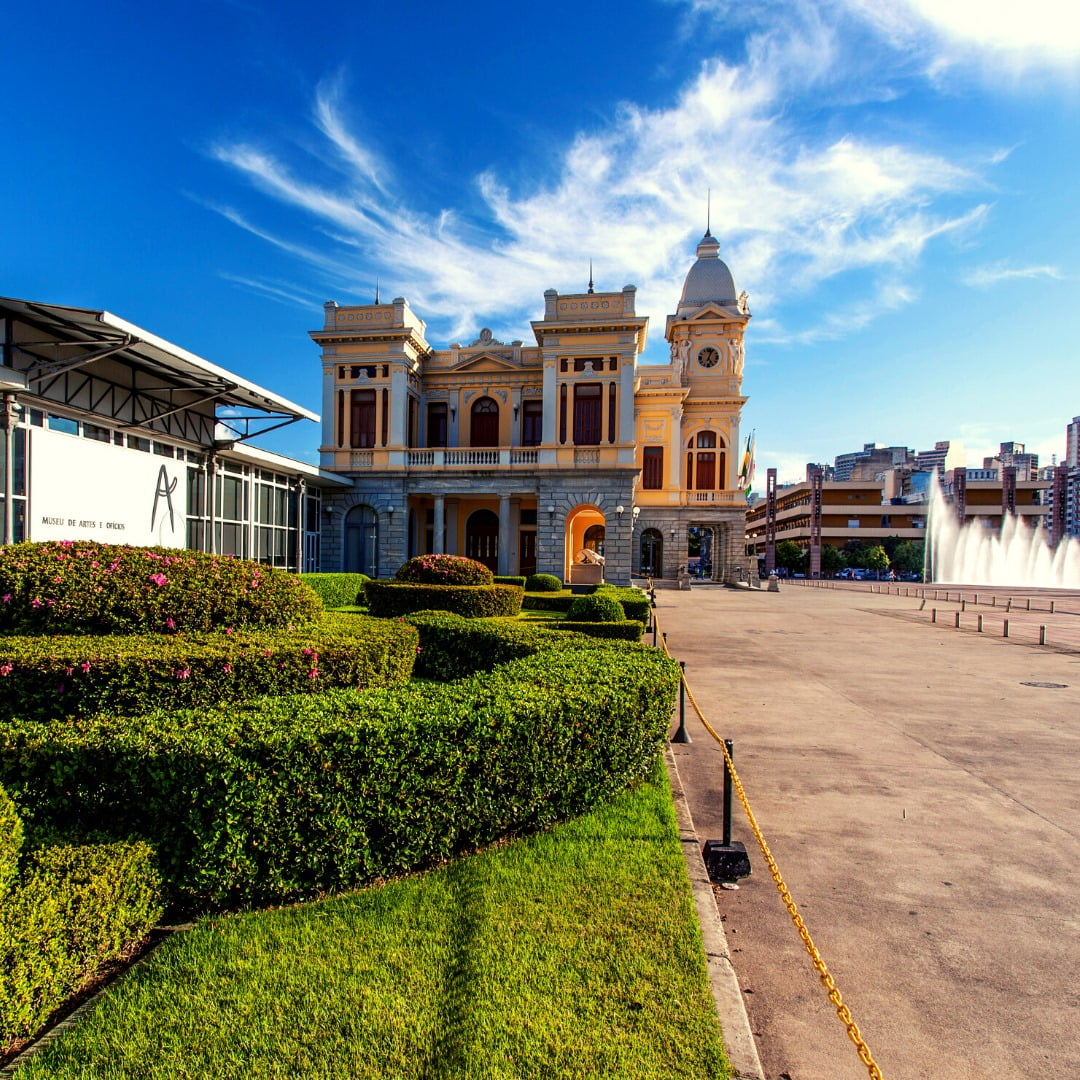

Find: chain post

[671,660,691,743]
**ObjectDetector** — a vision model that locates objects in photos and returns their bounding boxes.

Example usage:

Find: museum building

[0,296,348,567]
[313,231,753,585]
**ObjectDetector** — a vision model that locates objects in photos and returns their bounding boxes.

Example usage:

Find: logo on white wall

[151,465,178,533]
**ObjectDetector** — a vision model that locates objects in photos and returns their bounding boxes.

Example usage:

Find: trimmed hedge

[0,542,322,635]
[522,592,576,613]
[395,555,493,586]
[0,614,417,722]
[566,594,624,622]
[366,582,523,619]
[300,573,370,609]
[493,576,527,588]
[524,573,563,592]
[595,585,651,624]
[524,587,649,623]
[406,611,547,681]
[0,839,163,1046]
[547,621,645,642]
[0,635,680,906]
[1,783,21,899]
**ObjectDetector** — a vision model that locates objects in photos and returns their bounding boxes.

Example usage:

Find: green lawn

[17,761,729,1080]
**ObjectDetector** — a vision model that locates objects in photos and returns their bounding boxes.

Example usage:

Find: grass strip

[15,760,730,1080]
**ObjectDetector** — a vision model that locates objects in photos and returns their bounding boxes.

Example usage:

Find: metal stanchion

[703,739,751,883]
[671,660,691,744]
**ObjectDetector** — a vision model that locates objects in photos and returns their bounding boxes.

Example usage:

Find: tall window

[522,400,543,446]
[470,397,500,447]
[642,446,664,490]
[350,390,376,448]
[573,384,602,445]
[427,402,448,448]
[686,431,726,490]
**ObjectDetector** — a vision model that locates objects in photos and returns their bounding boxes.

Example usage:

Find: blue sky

[4,0,1078,481]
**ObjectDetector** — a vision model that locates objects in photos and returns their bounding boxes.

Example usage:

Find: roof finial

[375,278,380,304]
[705,189,712,238]
[587,260,594,294]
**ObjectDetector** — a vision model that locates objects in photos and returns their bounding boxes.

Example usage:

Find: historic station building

[313,231,753,585]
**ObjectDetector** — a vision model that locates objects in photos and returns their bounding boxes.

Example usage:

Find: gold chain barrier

[656,612,886,1080]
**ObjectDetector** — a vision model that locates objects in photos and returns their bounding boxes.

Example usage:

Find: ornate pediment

[452,352,519,372]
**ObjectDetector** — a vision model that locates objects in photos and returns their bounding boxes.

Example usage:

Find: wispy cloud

[206,15,987,352]
[962,262,1063,288]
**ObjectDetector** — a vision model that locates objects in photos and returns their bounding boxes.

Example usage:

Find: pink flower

[263,649,272,657]
[31,598,42,608]
[58,540,73,548]
[1,594,10,603]
[149,573,167,587]
[225,627,234,635]
[175,668,191,680]
[308,669,319,679]
[165,618,176,630]
[302,648,312,656]
[53,576,62,583]
[223,664,233,674]
[0,663,12,676]
[64,667,73,676]
[79,661,91,674]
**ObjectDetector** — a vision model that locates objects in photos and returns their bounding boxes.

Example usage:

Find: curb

[665,746,765,1080]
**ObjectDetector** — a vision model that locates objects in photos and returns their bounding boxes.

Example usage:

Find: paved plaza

[655,581,1080,1080]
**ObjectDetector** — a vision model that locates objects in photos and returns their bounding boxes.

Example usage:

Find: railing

[349,451,373,468]
[574,448,600,465]
[682,490,744,505]
[404,448,540,468]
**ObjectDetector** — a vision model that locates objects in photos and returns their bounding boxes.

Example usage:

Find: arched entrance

[566,505,607,584]
[640,529,663,576]
[344,505,378,576]
[465,508,499,571]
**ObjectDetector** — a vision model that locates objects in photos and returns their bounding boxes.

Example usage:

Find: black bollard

[703,740,751,883]
[671,660,691,743]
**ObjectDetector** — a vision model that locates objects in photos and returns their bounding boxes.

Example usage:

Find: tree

[889,541,924,575]
[820,544,846,577]
[865,545,890,575]
[775,540,806,575]
[843,540,870,568]
[881,534,904,560]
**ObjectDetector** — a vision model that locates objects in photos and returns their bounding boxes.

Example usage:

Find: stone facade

[311,232,752,585]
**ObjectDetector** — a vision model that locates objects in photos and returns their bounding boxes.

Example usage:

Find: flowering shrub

[395,555,494,586]
[0,613,416,722]
[0,542,322,635]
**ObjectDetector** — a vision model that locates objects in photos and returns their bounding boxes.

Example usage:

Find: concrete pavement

[655,582,1080,1080]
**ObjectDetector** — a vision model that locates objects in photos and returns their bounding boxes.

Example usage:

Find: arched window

[686,431,727,490]
[470,397,500,447]
[344,505,378,576]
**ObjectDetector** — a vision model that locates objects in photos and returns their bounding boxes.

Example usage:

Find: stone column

[497,495,511,575]
[433,495,445,555]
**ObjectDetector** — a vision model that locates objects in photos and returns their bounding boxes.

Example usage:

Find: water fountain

[926,479,1080,587]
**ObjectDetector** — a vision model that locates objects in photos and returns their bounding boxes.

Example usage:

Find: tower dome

[677,230,738,314]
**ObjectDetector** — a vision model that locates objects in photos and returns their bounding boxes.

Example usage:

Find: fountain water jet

[926,478,1080,587]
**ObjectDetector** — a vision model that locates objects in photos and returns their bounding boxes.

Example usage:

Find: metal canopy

[0,296,318,444]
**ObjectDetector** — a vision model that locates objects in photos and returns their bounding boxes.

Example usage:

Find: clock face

[697,347,720,369]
